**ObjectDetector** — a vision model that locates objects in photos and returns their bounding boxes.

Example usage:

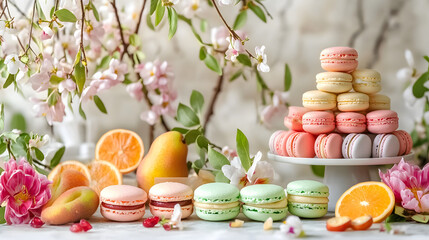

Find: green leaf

[9,113,26,132]
[200,19,208,32]
[233,10,247,30]
[184,129,201,144]
[0,206,5,224]
[74,60,86,94]
[129,34,142,47]
[74,49,82,66]
[215,171,230,183]
[192,159,204,173]
[50,146,65,168]
[236,54,252,67]
[386,213,407,223]
[50,6,55,19]
[196,135,209,150]
[155,0,165,26]
[47,91,59,106]
[150,0,160,15]
[204,54,222,75]
[33,164,49,176]
[177,15,204,45]
[0,142,6,155]
[10,135,28,157]
[284,63,292,91]
[97,55,112,70]
[79,103,87,120]
[255,67,269,90]
[55,9,77,22]
[311,165,325,178]
[208,146,229,170]
[0,103,4,131]
[190,90,204,114]
[36,1,46,20]
[33,147,45,161]
[146,13,155,30]
[199,47,207,61]
[176,103,200,127]
[229,70,242,82]
[1,132,19,141]
[171,127,189,134]
[412,71,429,98]
[167,7,178,39]
[424,55,429,64]
[248,2,266,22]
[90,1,100,21]
[50,75,65,85]
[236,129,251,171]
[93,95,107,114]
[3,74,15,88]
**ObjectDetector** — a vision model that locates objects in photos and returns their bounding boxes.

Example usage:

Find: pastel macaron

[302,111,335,135]
[272,130,296,156]
[269,130,284,154]
[336,112,366,133]
[337,92,369,112]
[314,133,343,159]
[372,134,400,158]
[368,93,391,111]
[100,185,147,222]
[287,180,329,218]
[366,110,399,134]
[392,130,413,156]
[284,106,310,131]
[302,90,337,111]
[286,132,316,158]
[194,183,240,221]
[316,72,353,93]
[149,182,193,219]
[342,133,372,158]
[240,184,288,222]
[352,69,381,94]
[320,47,358,73]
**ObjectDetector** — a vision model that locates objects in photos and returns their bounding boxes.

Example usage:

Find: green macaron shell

[195,206,240,221]
[194,183,240,204]
[286,180,329,197]
[288,202,328,218]
[242,205,288,222]
[240,184,286,204]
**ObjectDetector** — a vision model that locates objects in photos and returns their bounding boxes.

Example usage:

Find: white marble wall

[3,0,429,182]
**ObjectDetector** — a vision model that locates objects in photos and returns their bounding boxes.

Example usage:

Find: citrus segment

[87,160,122,195]
[95,129,144,174]
[335,181,395,223]
[48,160,91,182]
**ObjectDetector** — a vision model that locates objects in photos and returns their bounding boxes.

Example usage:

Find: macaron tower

[269,46,412,159]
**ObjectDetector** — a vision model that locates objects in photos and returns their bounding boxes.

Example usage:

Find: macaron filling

[101,202,145,210]
[150,199,193,208]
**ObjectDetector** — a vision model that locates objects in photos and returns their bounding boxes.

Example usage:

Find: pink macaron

[302,111,335,135]
[269,130,283,154]
[342,133,372,158]
[286,132,315,158]
[315,133,343,159]
[320,47,358,73]
[336,112,366,133]
[149,182,193,219]
[284,106,310,131]
[366,110,399,134]
[392,130,413,156]
[273,130,296,156]
[100,185,147,222]
[372,134,400,158]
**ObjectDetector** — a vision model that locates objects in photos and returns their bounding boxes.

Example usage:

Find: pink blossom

[260,91,290,126]
[0,158,51,224]
[28,73,50,92]
[150,91,177,116]
[211,26,229,51]
[379,159,429,213]
[225,37,246,62]
[255,45,270,72]
[32,98,65,125]
[182,0,204,19]
[136,60,174,91]
[126,82,144,101]
[41,26,54,40]
[222,146,237,160]
[58,79,77,93]
[140,110,158,125]
[108,59,128,82]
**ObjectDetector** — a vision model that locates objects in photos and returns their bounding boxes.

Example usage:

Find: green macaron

[286,180,329,218]
[193,183,240,221]
[240,184,288,222]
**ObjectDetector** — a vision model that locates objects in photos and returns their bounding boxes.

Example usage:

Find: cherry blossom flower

[279,216,304,238]
[32,98,66,125]
[0,158,51,224]
[260,91,290,126]
[126,82,144,101]
[136,60,174,91]
[211,26,229,51]
[222,146,237,160]
[169,204,183,230]
[225,37,245,62]
[182,0,204,19]
[107,59,128,82]
[58,79,77,93]
[379,159,429,213]
[140,110,158,125]
[222,151,274,189]
[397,49,415,83]
[41,26,54,41]
[218,0,234,5]
[5,54,26,75]
[29,135,50,149]
[255,45,270,72]
[28,53,55,92]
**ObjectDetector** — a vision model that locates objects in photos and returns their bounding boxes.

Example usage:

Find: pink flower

[0,158,51,224]
[222,146,237,160]
[255,45,270,72]
[32,98,65,125]
[136,60,174,91]
[107,59,128,82]
[379,159,429,213]
[211,26,229,51]
[126,82,144,101]
[140,110,158,125]
[58,79,77,93]
[260,91,290,126]
[28,73,50,92]
[41,26,54,40]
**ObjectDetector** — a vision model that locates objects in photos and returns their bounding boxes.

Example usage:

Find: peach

[41,186,99,225]
[44,169,90,208]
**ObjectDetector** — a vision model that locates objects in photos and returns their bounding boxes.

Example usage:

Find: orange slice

[48,160,91,182]
[87,160,122,195]
[95,129,144,174]
[335,181,395,223]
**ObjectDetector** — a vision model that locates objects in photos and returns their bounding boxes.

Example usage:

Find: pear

[136,131,188,193]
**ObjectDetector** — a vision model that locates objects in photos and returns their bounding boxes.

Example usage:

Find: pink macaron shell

[320,47,359,73]
[392,130,413,155]
[149,182,193,202]
[284,107,310,131]
[274,130,295,156]
[372,134,400,158]
[269,130,284,153]
[366,110,399,134]
[149,204,193,219]
[315,133,343,159]
[320,47,358,60]
[101,206,145,222]
[321,59,358,73]
[336,112,366,133]
[286,132,315,158]
[342,133,372,158]
[302,111,335,135]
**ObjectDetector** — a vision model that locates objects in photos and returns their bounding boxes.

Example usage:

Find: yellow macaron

[352,69,381,94]
[302,90,337,111]
[337,92,369,112]
[316,72,353,93]
[368,94,391,111]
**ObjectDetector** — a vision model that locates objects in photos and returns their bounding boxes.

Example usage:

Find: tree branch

[348,0,364,48]
[204,73,224,129]
[134,0,147,34]
[23,0,36,56]
[80,0,87,64]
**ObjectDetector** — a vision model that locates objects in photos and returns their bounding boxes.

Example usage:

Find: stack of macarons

[270,46,413,159]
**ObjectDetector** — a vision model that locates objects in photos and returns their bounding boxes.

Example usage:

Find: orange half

[87,160,122,195]
[335,181,395,223]
[95,129,144,174]
[48,160,91,182]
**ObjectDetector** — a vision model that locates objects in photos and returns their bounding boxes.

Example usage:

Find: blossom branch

[204,73,224,129]
[23,0,36,56]
[111,0,130,61]
[134,0,147,34]
[80,0,88,64]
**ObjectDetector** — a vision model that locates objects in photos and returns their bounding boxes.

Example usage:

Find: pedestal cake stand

[267,152,414,211]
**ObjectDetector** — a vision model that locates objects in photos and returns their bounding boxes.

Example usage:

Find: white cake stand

[267,152,414,211]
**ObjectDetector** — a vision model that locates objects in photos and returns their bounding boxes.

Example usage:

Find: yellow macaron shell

[352,69,382,94]
[316,72,353,93]
[288,195,329,204]
[302,90,337,110]
[337,92,369,112]
[369,94,391,111]
[245,198,288,209]
[193,201,239,210]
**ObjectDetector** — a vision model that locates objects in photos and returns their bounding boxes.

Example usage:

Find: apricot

[41,186,99,225]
